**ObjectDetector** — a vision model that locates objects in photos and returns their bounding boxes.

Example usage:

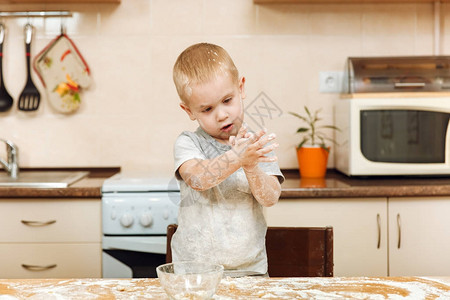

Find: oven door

[102,236,167,278]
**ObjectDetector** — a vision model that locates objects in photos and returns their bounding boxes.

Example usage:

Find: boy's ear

[239,76,246,100]
[180,102,196,121]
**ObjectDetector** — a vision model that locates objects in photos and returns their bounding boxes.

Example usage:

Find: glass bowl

[156,261,224,300]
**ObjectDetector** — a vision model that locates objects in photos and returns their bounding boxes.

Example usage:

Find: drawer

[0,243,101,278]
[0,199,101,242]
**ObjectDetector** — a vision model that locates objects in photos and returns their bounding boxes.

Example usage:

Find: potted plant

[289,106,339,178]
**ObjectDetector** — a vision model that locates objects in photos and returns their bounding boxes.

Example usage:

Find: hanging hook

[24,23,32,44]
[0,23,5,45]
[60,14,67,35]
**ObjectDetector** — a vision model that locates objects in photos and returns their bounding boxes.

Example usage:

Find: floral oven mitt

[33,34,91,113]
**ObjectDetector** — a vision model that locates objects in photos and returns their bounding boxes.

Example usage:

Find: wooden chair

[166,224,178,264]
[166,224,333,277]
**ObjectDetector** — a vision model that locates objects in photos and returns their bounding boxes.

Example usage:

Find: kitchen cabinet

[254,0,448,3]
[388,196,450,276]
[265,196,450,277]
[0,198,101,278]
[265,197,388,277]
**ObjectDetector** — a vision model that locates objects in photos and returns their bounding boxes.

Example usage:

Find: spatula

[17,23,40,111]
[0,23,13,112]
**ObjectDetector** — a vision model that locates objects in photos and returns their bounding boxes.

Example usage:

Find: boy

[172,43,284,277]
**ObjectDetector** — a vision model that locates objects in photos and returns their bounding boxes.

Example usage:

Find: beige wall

[0,1,446,175]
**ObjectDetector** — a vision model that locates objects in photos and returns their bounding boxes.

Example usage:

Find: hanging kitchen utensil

[17,23,40,111]
[33,25,91,113]
[0,23,13,112]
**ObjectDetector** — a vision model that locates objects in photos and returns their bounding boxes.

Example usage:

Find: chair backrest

[165,224,333,277]
[265,226,333,277]
[166,223,178,264]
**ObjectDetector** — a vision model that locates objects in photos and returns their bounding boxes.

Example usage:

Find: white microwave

[335,96,450,176]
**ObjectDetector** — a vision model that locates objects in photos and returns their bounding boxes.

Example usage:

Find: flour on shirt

[172,127,284,275]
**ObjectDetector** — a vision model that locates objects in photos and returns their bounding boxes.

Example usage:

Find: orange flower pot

[300,177,326,188]
[296,146,329,178]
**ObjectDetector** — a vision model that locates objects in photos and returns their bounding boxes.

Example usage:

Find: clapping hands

[229,124,279,172]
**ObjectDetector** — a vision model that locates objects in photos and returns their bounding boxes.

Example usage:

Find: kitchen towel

[34,34,91,113]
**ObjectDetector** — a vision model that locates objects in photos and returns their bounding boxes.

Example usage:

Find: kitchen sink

[0,171,89,188]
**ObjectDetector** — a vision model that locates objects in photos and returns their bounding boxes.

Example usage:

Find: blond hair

[173,43,239,103]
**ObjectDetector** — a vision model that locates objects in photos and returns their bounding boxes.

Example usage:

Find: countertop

[0,168,119,198]
[0,276,448,299]
[3,168,450,199]
[281,169,450,198]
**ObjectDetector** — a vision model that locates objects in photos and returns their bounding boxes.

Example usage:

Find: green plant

[289,106,339,151]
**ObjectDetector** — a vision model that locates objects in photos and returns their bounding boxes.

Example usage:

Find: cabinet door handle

[394,82,425,88]
[377,213,381,249]
[397,213,402,249]
[21,264,57,271]
[21,220,56,226]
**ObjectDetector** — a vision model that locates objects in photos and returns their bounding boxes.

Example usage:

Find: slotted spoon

[18,23,40,111]
[0,23,13,112]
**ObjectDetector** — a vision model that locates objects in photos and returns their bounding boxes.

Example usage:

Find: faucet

[0,139,19,179]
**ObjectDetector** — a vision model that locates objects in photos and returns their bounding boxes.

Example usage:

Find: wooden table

[0,276,449,299]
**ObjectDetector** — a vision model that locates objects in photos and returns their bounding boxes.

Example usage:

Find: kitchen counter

[2,168,450,199]
[281,169,450,198]
[0,168,119,198]
[0,276,448,299]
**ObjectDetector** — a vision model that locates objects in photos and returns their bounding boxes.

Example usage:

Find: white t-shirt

[172,127,284,277]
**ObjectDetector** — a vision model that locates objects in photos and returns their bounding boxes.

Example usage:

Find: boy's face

[180,72,246,144]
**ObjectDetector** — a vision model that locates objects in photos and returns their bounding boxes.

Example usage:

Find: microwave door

[360,110,450,164]
[446,117,450,165]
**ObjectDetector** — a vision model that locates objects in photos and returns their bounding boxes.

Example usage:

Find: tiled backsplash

[0,0,446,175]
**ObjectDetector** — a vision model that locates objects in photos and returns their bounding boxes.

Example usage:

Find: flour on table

[216,276,450,299]
[1,276,449,299]
[1,279,165,299]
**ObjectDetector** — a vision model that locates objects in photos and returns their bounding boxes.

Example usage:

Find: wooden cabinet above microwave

[254,0,450,3]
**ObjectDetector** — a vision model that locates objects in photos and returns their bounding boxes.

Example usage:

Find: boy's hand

[229,125,279,172]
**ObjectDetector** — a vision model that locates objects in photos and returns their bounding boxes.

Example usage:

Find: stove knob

[140,212,153,227]
[120,213,134,228]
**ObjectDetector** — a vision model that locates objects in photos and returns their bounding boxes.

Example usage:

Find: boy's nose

[216,109,228,121]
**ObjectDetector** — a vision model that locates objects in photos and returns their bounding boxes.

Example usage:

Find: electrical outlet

[319,71,344,93]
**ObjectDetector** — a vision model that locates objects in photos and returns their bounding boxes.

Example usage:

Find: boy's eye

[202,107,212,113]
[224,98,231,103]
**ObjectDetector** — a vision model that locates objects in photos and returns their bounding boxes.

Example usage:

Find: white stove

[101,173,180,278]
